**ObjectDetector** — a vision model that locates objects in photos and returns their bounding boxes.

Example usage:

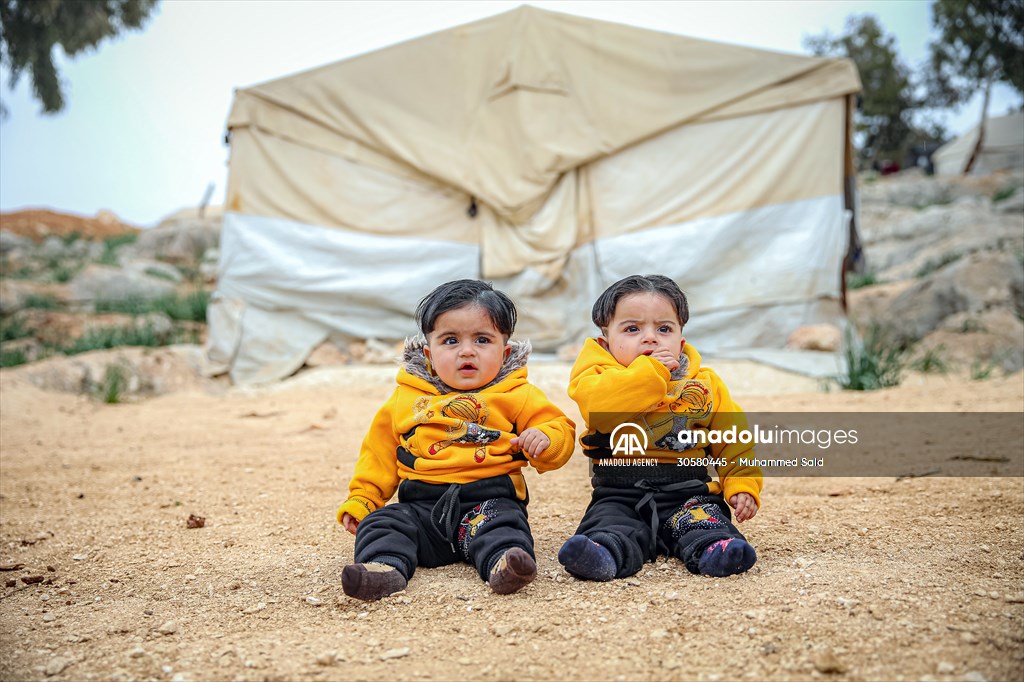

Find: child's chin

[446,375,496,390]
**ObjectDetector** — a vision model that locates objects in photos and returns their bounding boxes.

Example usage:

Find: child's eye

[659,326,674,333]
[624,325,639,333]
[442,337,458,345]
[475,336,491,344]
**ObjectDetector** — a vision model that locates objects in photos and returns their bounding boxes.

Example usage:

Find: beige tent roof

[933,111,1024,176]
[227,5,859,223]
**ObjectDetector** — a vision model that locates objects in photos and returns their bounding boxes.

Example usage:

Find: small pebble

[42,613,56,622]
[157,621,177,635]
[963,673,987,682]
[381,647,410,660]
[306,597,323,606]
[45,657,69,676]
[129,647,146,659]
[813,649,847,674]
[315,653,336,667]
[936,662,955,674]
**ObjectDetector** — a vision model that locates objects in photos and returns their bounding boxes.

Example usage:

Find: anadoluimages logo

[610,422,648,456]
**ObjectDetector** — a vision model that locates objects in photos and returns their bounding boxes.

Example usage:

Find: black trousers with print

[353,475,533,582]
[575,475,747,578]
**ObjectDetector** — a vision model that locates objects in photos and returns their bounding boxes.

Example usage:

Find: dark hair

[416,279,517,337]
[592,274,689,329]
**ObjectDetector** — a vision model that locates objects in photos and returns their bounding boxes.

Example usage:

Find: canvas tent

[933,111,1024,177]
[207,6,862,385]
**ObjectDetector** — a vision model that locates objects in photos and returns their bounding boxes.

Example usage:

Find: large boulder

[0,280,68,315]
[68,264,177,306]
[883,252,1024,346]
[913,308,1024,374]
[859,202,1024,282]
[0,230,34,254]
[10,345,209,398]
[128,216,221,265]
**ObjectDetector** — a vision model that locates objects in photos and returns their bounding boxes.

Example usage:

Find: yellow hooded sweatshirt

[338,339,576,523]
[568,338,762,507]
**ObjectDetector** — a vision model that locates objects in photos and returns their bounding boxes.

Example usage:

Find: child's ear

[596,335,610,352]
[422,346,436,376]
[503,343,512,360]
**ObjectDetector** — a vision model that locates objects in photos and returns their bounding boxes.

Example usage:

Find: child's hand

[649,349,680,372]
[511,428,550,459]
[341,512,360,535]
[729,493,758,522]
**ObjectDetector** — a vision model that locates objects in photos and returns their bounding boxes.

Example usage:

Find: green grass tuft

[63,324,166,356]
[101,364,127,404]
[1,316,32,342]
[992,186,1017,203]
[0,348,27,368]
[847,272,878,290]
[21,293,62,310]
[838,325,904,391]
[95,291,209,322]
[916,252,963,278]
[910,346,948,374]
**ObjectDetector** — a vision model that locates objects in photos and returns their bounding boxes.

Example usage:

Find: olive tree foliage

[0,0,158,117]
[925,0,1023,172]
[805,15,922,167]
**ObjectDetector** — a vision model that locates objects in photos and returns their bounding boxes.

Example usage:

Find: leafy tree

[0,0,158,116]
[925,0,1024,173]
[805,15,919,167]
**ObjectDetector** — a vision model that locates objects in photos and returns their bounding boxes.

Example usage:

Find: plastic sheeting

[212,194,845,384]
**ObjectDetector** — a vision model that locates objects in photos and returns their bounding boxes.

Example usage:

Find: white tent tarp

[209,6,861,384]
[934,111,1024,177]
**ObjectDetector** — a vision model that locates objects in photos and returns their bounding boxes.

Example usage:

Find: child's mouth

[458,363,477,374]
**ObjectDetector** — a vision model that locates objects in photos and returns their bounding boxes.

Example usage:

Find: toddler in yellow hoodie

[338,279,575,600]
[558,275,762,581]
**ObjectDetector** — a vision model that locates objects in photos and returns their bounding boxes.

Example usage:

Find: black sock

[697,538,756,577]
[558,535,616,581]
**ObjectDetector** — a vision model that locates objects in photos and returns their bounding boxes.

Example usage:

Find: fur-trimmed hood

[401,337,532,394]
[670,352,691,381]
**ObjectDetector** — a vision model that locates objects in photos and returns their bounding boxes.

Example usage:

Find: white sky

[0,0,1020,227]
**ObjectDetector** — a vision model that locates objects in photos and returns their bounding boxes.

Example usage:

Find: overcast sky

[0,0,1020,227]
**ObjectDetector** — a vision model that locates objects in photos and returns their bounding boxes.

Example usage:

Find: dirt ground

[1,361,1022,682]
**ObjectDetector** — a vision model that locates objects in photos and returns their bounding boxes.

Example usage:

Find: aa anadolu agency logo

[610,422,648,456]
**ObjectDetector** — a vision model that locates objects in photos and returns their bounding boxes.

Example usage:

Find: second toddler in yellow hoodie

[559,275,762,581]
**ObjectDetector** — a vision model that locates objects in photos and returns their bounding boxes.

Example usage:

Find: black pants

[576,476,747,578]
[354,475,533,582]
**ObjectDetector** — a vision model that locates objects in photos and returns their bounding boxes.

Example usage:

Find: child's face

[423,304,511,391]
[598,292,685,366]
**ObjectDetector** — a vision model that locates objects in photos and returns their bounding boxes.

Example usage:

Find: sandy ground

[1,361,1022,682]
